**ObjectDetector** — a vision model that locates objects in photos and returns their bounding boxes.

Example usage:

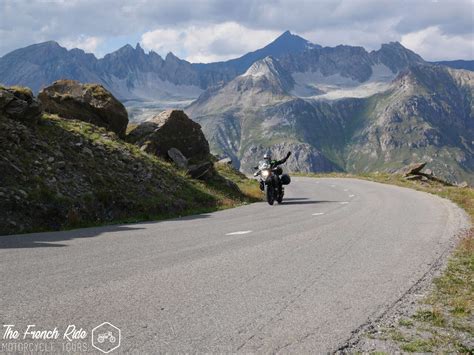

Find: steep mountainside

[189,58,474,183]
[346,65,474,181]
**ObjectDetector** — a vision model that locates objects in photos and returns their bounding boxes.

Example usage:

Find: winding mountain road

[0,177,468,353]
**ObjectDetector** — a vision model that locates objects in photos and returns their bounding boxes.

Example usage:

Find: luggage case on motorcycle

[281,174,291,185]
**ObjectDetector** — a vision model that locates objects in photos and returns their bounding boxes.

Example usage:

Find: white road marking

[349,194,355,198]
[343,189,349,192]
[226,230,252,236]
[340,202,349,205]
[330,185,336,187]
[312,212,325,216]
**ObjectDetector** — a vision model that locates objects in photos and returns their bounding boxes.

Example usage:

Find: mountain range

[1,31,473,183]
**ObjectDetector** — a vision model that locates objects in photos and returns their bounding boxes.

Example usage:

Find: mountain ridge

[1,32,473,183]
[0,31,437,101]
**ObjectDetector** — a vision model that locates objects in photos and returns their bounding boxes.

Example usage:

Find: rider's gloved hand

[286,151,292,158]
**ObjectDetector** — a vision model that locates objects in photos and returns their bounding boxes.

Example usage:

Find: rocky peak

[244,56,281,77]
[372,41,425,73]
[165,52,181,62]
[269,30,318,52]
[135,42,145,53]
[241,56,294,92]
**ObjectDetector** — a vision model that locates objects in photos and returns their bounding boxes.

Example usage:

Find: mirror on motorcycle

[253,166,258,170]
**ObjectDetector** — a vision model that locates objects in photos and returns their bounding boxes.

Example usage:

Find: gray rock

[127,110,210,162]
[187,161,213,179]
[400,162,427,177]
[217,157,232,165]
[38,80,129,137]
[0,86,42,124]
[82,147,94,157]
[223,177,241,193]
[167,148,188,169]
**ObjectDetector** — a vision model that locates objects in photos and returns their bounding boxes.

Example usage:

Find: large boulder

[0,86,42,124]
[38,80,128,137]
[127,110,210,162]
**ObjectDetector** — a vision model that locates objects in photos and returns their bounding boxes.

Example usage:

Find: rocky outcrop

[398,162,456,186]
[127,110,210,163]
[0,109,251,235]
[400,162,427,177]
[217,157,232,165]
[38,80,128,137]
[0,86,42,124]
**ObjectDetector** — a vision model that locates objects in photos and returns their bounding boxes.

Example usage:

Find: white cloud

[141,22,280,63]
[0,0,473,61]
[60,35,104,54]
[401,26,474,61]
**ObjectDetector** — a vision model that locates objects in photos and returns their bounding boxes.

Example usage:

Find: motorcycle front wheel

[265,185,274,205]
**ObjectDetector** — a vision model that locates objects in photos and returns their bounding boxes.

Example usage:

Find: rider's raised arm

[274,151,292,166]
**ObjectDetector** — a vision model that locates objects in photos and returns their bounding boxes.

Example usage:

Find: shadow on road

[0,225,147,249]
[0,212,214,249]
[281,200,336,205]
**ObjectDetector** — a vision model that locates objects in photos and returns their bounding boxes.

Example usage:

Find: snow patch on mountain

[291,64,395,100]
[104,72,202,102]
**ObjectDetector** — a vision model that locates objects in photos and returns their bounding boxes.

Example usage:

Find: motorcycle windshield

[258,160,271,170]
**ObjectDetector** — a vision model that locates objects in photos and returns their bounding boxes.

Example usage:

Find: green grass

[399,318,414,327]
[0,113,262,235]
[401,339,435,352]
[413,309,446,327]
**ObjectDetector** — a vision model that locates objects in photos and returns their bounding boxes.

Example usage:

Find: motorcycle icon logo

[92,322,121,353]
[98,331,116,344]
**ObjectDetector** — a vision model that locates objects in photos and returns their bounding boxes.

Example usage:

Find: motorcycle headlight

[261,170,270,178]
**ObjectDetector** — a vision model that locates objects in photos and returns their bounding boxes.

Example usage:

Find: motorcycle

[254,160,291,205]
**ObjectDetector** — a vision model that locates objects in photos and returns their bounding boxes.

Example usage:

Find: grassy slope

[0,113,261,235]
[299,172,473,353]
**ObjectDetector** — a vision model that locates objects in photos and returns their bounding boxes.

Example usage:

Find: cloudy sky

[1,0,473,62]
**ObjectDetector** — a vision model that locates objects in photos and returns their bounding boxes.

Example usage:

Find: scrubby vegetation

[0,113,260,235]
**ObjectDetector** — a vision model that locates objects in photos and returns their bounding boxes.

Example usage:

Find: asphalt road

[0,177,469,353]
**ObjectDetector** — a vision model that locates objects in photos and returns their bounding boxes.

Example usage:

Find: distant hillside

[432,60,474,71]
[189,58,474,184]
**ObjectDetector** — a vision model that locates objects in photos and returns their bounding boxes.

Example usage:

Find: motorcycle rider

[263,151,291,168]
[258,151,292,192]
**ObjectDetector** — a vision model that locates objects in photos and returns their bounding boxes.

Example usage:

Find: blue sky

[0,0,473,62]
